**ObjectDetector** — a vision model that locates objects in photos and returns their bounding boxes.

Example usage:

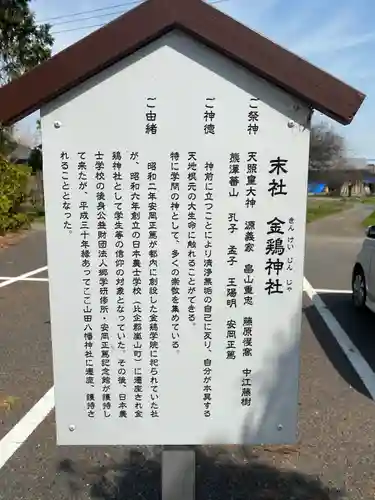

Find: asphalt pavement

[1,211,375,499]
[0,224,47,277]
[305,203,375,377]
[304,202,372,290]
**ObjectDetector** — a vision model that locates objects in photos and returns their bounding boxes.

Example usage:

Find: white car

[352,224,375,313]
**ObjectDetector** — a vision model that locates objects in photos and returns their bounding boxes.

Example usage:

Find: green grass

[360,196,375,205]
[306,198,352,223]
[33,213,45,223]
[26,205,45,224]
[362,209,375,228]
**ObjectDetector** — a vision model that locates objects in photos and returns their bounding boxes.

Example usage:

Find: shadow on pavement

[304,293,374,400]
[55,310,347,499]
[58,447,345,499]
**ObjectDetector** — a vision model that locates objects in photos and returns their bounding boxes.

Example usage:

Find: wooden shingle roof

[0,0,365,126]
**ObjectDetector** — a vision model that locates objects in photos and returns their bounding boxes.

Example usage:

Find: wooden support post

[162,446,195,500]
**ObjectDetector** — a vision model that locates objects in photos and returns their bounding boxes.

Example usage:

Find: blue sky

[22,0,374,158]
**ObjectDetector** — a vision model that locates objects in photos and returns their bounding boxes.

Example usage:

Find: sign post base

[162,446,195,500]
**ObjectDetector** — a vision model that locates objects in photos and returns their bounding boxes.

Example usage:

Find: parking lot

[1,211,375,500]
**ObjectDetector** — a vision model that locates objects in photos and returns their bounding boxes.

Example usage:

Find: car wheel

[352,267,366,310]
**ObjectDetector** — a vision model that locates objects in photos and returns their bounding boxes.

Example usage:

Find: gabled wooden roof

[0,0,365,126]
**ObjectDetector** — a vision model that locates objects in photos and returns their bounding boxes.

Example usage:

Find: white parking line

[0,274,372,471]
[0,265,53,470]
[303,277,375,400]
[0,266,48,289]
[0,388,55,469]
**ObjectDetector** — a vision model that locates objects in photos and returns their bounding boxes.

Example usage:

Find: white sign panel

[41,31,310,446]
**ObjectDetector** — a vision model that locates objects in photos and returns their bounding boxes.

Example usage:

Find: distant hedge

[0,155,32,234]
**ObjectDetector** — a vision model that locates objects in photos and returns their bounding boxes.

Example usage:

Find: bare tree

[309,122,346,170]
